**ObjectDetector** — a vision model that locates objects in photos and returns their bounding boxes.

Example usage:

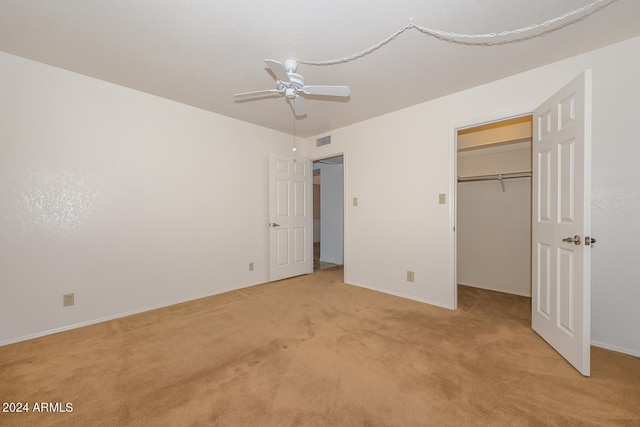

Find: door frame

[310,152,346,276]
[448,108,534,309]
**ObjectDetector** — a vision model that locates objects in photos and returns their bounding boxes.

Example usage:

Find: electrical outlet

[249,262,254,271]
[406,271,415,282]
[63,293,74,307]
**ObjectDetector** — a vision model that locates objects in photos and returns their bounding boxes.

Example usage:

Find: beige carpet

[1,267,638,426]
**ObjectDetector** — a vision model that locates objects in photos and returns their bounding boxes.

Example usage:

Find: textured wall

[0,51,290,344]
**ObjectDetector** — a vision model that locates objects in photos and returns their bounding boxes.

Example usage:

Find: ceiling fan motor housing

[285,73,305,97]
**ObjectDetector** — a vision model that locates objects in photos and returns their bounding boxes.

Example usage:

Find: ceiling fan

[233,59,350,117]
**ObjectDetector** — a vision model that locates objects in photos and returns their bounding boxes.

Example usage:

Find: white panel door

[532,70,592,376]
[269,154,312,281]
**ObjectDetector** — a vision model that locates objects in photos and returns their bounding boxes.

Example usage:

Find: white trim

[449,108,535,311]
[6,283,635,358]
[591,340,640,358]
[309,151,347,278]
[308,152,345,165]
[457,281,531,298]
[345,280,450,310]
[343,151,349,281]
[0,281,264,347]
[448,118,457,310]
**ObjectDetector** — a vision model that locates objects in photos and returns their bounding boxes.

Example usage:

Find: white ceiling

[1,0,639,138]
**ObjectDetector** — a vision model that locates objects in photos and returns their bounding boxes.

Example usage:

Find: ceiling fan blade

[233,89,281,99]
[265,59,290,83]
[288,96,306,117]
[303,85,351,97]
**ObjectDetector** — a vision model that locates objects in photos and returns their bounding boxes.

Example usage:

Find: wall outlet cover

[63,293,75,307]
[406,271,415,282]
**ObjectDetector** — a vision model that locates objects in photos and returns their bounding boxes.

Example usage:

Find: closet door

[532,70,592,376]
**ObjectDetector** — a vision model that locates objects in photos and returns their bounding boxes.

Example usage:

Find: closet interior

[457,116,533,297]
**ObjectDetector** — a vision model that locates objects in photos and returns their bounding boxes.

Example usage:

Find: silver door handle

[585,236,597,248]
[562,235,581,245]
[270,223,280,227]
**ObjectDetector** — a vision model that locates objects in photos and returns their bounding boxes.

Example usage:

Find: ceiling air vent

[316,135,331,147]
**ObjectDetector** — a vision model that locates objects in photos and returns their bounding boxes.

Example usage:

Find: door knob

[585,236,597,248]
[562,235,581,245]
[270,222,280,227]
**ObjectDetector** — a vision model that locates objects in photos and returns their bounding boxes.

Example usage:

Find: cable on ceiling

[298,0,614,66]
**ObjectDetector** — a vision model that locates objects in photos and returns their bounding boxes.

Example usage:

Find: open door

[269,154,313,281]
[532,70,592,376]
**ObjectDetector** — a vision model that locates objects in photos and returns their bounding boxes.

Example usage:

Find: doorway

[456,116,533,298]
[312,155,344,271]
[450,73,592,375]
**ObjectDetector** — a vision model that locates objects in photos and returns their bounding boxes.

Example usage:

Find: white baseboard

[319,258,343,266]
[0,280,265,347]
[457,281,531,298]
[5,281,637,360]
[457,285,638,357]
[344,280,452,310]
[591,340,640,358]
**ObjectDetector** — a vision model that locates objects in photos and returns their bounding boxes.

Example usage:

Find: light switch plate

[439,193,446,204]
[353,197,358,207]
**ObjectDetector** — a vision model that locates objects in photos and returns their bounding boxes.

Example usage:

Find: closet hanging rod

[457,171,532,183]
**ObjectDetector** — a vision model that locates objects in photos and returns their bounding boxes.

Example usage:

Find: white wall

[2,37,639,356]
[457,146,531,296]
[0,52,291,345]
[302,36,640,356]
[319,163,344,265]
